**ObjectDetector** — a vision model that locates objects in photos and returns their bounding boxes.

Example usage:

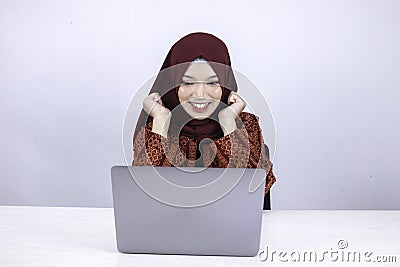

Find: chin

[192,115,209,120]
[185,112,211,120]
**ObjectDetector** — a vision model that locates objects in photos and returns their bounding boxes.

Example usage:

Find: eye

[207,81,220,86]
[181,81,194,86]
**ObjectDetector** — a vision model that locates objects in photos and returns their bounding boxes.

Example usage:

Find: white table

[0,206,399,267]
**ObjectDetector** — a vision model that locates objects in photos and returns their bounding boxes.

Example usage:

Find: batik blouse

[132,112,276,196]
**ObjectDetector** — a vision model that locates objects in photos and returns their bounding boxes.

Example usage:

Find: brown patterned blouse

[132,112,276,196]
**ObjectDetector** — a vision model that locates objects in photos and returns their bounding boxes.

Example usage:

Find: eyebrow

[182,75,218,80]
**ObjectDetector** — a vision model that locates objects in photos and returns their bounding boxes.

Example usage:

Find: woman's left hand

[218,91,246,136]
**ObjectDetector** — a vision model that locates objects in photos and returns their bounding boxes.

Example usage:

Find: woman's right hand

[143,92,171,138]
[143,92,171,119]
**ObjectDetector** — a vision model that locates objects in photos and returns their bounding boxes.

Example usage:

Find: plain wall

[1,0,399,209]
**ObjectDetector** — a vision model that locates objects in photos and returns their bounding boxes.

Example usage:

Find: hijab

[134,32,238,156]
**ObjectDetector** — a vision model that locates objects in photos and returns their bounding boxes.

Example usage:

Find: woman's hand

[143,92,171,138]
[218,91,246,136]
[143,92,171,119]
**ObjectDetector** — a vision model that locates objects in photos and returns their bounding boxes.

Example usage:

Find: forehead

[182,62,218,80]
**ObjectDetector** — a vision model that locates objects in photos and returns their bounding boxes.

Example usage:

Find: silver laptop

[110,165,266,256]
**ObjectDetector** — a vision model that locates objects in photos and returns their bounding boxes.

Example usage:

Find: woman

[132,32,276,209]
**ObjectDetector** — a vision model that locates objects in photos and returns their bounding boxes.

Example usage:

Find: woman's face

[178,62,222,120]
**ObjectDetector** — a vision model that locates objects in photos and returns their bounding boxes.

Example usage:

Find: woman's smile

[189,101,212,112]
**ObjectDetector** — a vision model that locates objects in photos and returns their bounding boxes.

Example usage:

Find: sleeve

[210,112,277,195]
[132,122,175,167]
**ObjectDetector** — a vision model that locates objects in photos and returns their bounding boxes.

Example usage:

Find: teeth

[191,102,210,109]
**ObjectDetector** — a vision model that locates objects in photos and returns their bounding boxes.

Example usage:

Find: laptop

[110,165,266,256]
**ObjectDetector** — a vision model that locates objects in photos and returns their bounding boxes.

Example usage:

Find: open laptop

[110,165,266,256]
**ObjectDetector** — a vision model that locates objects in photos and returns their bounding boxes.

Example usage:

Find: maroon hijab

[133,32,238,147]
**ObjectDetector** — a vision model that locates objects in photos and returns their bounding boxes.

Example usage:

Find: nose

[192,82,207,98]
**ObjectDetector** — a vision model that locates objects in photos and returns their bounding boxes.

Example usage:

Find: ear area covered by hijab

[134,32,238,143]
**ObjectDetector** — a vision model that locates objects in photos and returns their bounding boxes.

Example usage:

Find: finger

[230,94,246,112]
[148,92,157,98]
[152,94,163,106]
[228,91,236,104]
[153,93,160,102]
[232,92,245,105]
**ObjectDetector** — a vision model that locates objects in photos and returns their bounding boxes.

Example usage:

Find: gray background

[1,0,399,209]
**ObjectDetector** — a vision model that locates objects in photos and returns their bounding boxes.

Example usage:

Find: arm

[132,121,191,167]
[132,122,173,167]
[211,112,277,195]
[259,141,277,196]
[133,91,177,166]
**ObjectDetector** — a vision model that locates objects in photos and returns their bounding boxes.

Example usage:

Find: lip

[189,101,211,113]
